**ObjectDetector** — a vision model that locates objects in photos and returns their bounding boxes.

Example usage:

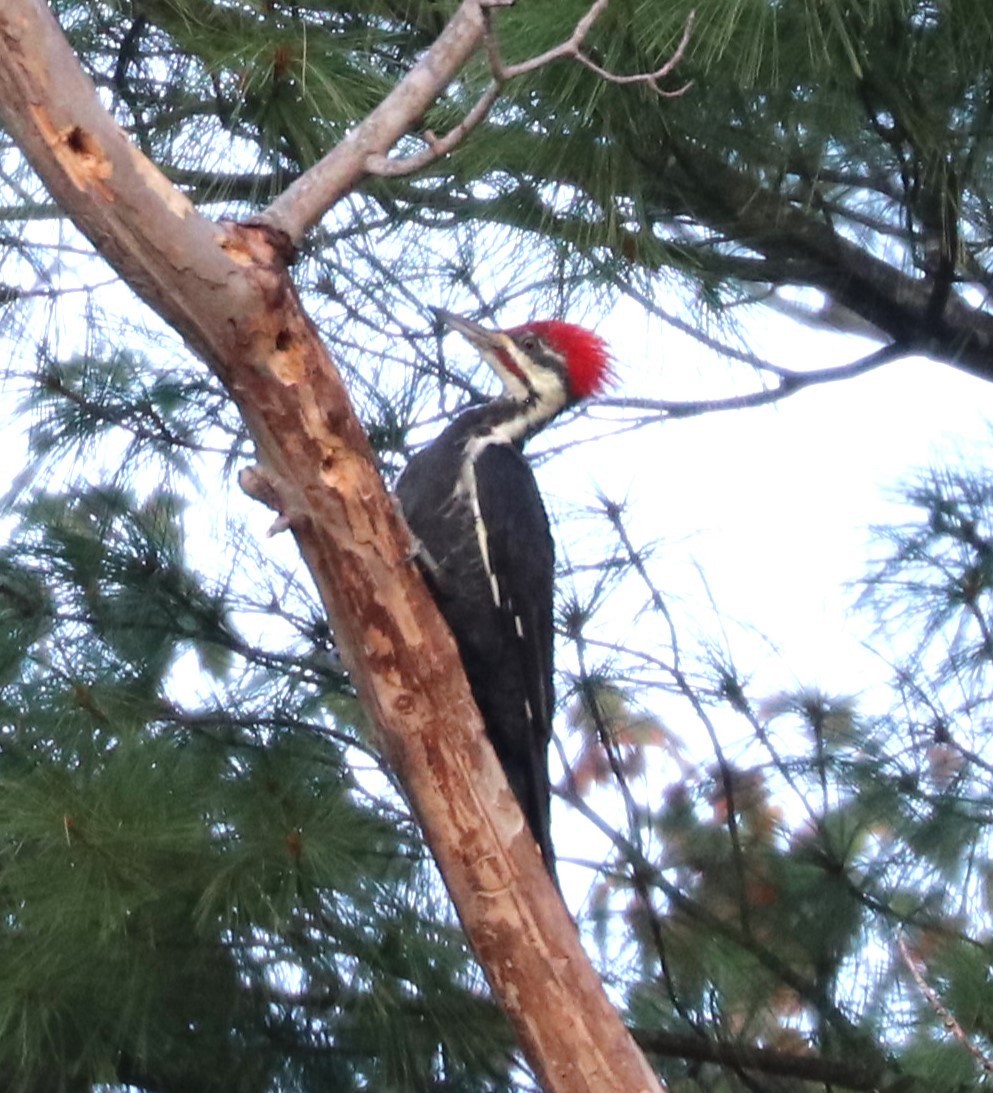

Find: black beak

[432,308,505,353]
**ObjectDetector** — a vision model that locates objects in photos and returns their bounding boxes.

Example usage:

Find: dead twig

[486,0,694,89]
[367,0,694,179]
[897,931,993,1075]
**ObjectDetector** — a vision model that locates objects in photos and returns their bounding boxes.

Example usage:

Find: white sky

[552,297,993,700]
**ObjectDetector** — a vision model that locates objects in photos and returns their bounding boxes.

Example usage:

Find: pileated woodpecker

[396,309,612,875]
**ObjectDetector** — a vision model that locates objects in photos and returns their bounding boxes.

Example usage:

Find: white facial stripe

[487,390,568,443]
[481,337,570,413]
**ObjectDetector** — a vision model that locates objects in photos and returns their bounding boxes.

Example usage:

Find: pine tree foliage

[4,1,993,1090]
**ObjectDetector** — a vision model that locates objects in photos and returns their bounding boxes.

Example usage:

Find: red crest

[508,321,613,400]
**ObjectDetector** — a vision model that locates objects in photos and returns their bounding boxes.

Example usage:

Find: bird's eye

[521,335,538,352]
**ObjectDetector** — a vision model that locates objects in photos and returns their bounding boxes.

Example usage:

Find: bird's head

[433,308,612,418]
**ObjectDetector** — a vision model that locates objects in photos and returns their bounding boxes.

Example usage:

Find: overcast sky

[533,295,993,705]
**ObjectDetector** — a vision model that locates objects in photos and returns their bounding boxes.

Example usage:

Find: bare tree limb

[261,0,489,243]
[897,931,993,1075]
[365,84,502,178]
[487,0,693,90]
[365,0,693,180]
[597,342,906,420]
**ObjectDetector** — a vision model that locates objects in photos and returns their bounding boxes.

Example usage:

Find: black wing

[471,441,556,870]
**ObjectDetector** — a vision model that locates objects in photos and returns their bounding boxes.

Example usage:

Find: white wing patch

[461,440,502,610]
[463,432,542,734]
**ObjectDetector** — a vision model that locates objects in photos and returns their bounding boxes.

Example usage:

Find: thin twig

[897,930,993,1074]
[600,342,907,420]
[491,0,694,91]
[603,501,754,935]
[367,0,694,180]
[366,85,501,177]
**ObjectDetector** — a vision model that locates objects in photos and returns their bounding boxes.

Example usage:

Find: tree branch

[261,0,489,244]
[598,342,906,420]
[632,1028,885,1091]
[355,0,691,183]
[654,139,993,382]
[897,931,993,1076]
[487,0,693,90]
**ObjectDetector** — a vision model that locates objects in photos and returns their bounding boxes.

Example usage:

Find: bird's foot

[240,464,304,536]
